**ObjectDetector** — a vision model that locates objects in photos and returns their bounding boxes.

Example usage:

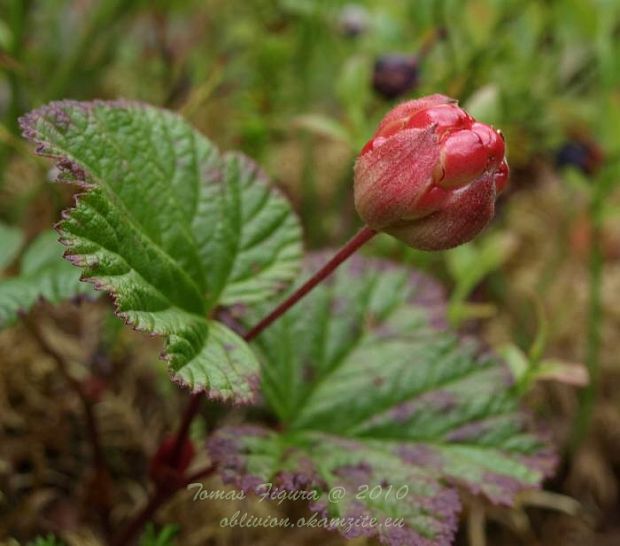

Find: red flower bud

[354,94,509,250]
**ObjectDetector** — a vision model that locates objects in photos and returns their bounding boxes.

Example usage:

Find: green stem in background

[296,13,323,246]
[5,0,29,134]
[115,225,377,546]
[571,176,606,450]
[299,134,324,244]
[0,0,31,182]
[44,0,134,101]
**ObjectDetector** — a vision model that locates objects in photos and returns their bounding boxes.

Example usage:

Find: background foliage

[1,0,620,545]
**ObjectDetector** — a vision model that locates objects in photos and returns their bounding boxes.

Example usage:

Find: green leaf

[0,222,24,270]
[498,343,530,385]
[139,523,179,546]
[535,359,588,387]
[445,232,517,303]
[445,232,517,326]
[209,256,555,546]
[26,535,65,546]
[0,231,93,327]
[20,100,302,403]
[291,114,352,145]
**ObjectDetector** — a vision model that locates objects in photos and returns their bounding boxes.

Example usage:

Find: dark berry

[555,140,603,175]
[372,54,419,100]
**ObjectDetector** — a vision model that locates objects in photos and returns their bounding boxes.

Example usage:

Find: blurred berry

[372,54,419,100]
[555,139,604,175]
[338,4,369,38]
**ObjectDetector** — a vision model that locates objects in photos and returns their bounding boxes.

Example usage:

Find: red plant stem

[168,391,202,466]
[244,225,377,340]
[168,225,377,465]
[183,463,217,486]
[111,489,167,546]
[117,225,377,546]
[23,315,112,536]
[111,465,217,546]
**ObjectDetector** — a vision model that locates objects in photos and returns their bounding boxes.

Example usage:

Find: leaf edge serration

[18,99,290,404]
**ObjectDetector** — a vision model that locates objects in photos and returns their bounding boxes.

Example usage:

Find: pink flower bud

[354,94,509,250]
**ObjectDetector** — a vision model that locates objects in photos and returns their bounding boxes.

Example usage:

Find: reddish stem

[183,463,217,486]
[110,489,167,546]
[168,225,376,465]
[111,464,216,546]
[168,225,376,466]
[244,225,377,340]
[168,391,202,466]
[116,225,377,545]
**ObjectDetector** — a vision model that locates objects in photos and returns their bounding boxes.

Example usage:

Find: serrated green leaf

[20,100,302,403]
[0,231,93,327]
[209,256,555,546]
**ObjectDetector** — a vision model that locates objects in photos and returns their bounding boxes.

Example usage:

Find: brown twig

[23,313,112,536]
[110,489,168,546]
[183,463,217,486]
[111,464,217,546]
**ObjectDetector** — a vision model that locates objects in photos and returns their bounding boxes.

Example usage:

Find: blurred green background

[2,0,619,236]
[2,1,620,545]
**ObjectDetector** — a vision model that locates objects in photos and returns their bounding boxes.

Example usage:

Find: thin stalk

[183,463,218,485]
[244,225,377,340]
[5,0,29,134]
[467,501,487,546]
[110,490,167,546]
[0,0,30,180]
[45,0,133,101]
[300,135,323,244]
[116,225,377,545]
[571,185,604,449]
[111,464,216,546]
[167,391,202,466]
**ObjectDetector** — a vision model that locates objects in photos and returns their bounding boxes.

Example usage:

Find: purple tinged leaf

[209,256,556,545]
[396,445,444,470]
